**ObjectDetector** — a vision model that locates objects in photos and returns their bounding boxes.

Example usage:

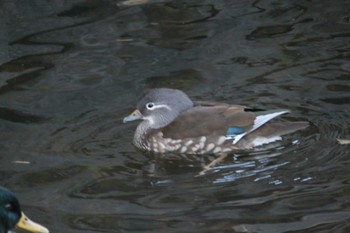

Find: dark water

[1,0,350,232]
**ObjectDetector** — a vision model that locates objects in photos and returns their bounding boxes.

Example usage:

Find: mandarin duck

[123,88,308,155]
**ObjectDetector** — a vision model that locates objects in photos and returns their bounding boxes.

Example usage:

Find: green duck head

[0,187,49,233]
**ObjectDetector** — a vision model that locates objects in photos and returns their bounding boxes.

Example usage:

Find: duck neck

[133,121,152,149]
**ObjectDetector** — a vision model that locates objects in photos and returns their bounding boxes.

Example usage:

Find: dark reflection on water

[146,69,203,89]
[141,2,218,50]
[1,0,350,232]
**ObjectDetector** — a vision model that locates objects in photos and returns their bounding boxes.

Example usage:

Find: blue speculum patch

[226,127,244,136]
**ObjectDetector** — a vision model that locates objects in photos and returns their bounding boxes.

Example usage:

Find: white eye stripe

[154,104,171,110]
[147,104,171,111]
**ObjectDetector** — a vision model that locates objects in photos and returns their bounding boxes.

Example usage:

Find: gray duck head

[123,88,194,129]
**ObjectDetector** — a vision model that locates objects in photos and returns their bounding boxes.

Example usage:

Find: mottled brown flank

[145,131,237,155]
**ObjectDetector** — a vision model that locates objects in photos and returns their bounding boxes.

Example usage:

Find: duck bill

[123,109,143,123]
[16,212,49,233]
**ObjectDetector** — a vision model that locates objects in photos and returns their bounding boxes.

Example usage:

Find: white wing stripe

[229,110,289,144]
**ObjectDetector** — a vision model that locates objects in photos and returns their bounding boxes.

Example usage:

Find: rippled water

[1,0,349,232]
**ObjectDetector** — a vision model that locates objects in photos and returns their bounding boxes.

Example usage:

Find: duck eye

[5,203,12,210]
[146,103,155,110]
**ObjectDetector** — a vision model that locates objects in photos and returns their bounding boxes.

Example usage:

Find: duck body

[124,88,308,155]
[0,187,49,233]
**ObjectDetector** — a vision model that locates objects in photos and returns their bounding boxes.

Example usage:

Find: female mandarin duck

[123,88,308,155]
[0,187,49,233]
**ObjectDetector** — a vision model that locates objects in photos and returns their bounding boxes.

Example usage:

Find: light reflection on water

[1,0,350,232]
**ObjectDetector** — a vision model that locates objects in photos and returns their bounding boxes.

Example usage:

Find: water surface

[0,0,349,232]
